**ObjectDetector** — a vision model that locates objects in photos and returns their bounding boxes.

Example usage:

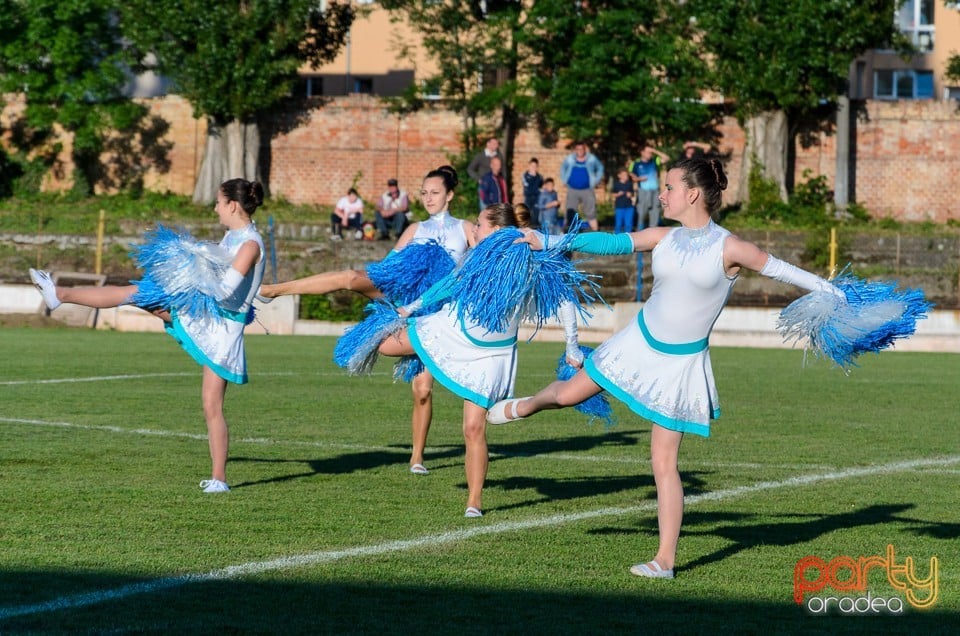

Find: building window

[352,77,373,94]
[295,76,324,99]
[874,69,934,99]
[897,0,935,52]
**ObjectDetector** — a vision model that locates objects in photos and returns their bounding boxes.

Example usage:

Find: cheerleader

[487,157,928,579]
[338,202,594,517]
[259,166,476,476]
[29,178,266,493]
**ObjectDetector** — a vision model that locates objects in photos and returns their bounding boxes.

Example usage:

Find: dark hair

[220,178,264,215]
[424,165,459,192]
[543,177,554,185]
[348,187,359,196]
[673,157,728,215]
[483,202,531,230]
[529,157,539,164]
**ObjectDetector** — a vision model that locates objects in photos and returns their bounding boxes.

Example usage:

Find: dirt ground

[0,313,71,328]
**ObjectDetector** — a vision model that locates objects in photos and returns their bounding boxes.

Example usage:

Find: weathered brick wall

[6,94,960,223]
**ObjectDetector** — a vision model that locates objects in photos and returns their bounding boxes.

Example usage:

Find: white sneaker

[486,398,527,425]
[330,234,342,242]
[29,268,61,310]
[354,230,363,240]
[199,479,230,493]
[465,506,483,518]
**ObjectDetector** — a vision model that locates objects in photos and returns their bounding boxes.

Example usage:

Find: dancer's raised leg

[488,369,603,424]
[259,269,380,299]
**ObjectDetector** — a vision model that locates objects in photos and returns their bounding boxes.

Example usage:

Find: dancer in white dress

[258,166,476,476]
[487,157,844,578]
[29,178,266,493]
[367,202,588,518]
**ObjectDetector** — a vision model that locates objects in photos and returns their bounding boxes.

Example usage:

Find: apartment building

[851,0,960,101]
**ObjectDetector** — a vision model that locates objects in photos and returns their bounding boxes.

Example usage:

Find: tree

[519,0,714,165]
[381,0,526,193]
[690,0,907,202]
[119,0,353,203]
[0,0,151,195]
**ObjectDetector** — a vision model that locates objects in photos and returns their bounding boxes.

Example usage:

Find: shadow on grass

[0,569,954,634]
[676,503,948,573]
[228,429,647,493]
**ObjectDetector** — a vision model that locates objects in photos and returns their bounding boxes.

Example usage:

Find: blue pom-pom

[367,241,456,306]
[447,224,602,336]
[555,346,614,426]
[392,355,425,383]
[333,300,406,375]
[129,225,231,321]
[777,270,932,369]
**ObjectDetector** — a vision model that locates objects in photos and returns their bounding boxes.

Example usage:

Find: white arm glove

[216,267,245,301]
[760,256,844,299]
[558,300,584,367]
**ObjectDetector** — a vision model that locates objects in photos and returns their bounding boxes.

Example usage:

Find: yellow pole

[95,209,105,275]
[828,227,838,277]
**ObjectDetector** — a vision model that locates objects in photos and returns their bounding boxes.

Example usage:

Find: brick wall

[6,94,960,222]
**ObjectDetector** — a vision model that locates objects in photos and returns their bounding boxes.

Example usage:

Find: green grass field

[0,327,957,634]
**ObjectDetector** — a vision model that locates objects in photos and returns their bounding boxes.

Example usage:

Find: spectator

[478,156,508,209]
[560,141,604,231]
[682,140,713,160]
[374,178,410,240]
[331,188,364,241]
[467,136,503,182]
[537,177,561,235]
[522,158,544,227]
[611,168,636,234]
[468,137,504,211]
[629,145,670,230]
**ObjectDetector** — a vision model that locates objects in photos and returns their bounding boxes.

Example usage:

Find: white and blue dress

[161,225,265,384]
[584,222,734,437]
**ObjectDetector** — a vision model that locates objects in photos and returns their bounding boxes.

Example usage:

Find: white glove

[216,267,245,300]
[760,256,844,299]
[558,300,584,367]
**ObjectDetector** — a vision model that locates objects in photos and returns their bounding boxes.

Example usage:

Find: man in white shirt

[374,178,410,240]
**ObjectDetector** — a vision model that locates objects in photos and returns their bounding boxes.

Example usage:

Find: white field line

[0,371,345,386]
[0,416,831,470]
[0,454,957,621]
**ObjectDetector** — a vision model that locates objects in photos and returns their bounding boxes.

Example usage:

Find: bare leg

[259,269,381,299]
[649,425,684,571]
[378,327,415,357]
[462,401,489,511]
[201,366,230,482]
[409,370,433,469]
[509,370,603,419]
[57,284,138,308]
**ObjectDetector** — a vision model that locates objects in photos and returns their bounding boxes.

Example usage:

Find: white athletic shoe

[464,506,483,518]
[629,561,675,579]
[29,268,61,310]
[199,479,230,493]
[486,398,527,425]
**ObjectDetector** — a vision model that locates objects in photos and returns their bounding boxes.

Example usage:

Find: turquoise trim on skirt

[165,308,248,385]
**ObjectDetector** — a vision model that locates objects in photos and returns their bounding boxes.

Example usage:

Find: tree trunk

[192,119,262,204]
[738,109,789,204]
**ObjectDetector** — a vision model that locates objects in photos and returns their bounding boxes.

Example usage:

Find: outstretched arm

[724,235,842,296]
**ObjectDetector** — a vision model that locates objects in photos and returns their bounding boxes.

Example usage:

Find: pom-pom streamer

[129,225,233,321]
[777,270,932,369]
[333,300,407,375]
[556,346,614,426]
[367,240,456,306]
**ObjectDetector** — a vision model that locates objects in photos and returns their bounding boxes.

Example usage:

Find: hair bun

[438,165,459,188]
